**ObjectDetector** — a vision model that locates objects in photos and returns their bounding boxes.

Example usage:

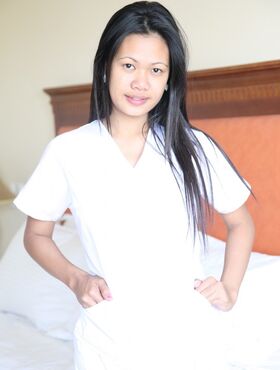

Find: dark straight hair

[89,1,244,242]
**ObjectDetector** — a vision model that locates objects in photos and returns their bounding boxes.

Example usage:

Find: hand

[71,272,112,309]
[194,277,238,311]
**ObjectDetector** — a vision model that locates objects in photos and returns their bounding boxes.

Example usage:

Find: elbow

[23,227,34,253]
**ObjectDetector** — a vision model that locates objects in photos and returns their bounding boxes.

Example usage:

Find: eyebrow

[118,56,169,67]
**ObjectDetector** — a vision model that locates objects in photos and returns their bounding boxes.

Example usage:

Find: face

[109,33,170,125]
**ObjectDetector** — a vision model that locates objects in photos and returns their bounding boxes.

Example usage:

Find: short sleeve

[193,130,251,214]
[14,139,71,221]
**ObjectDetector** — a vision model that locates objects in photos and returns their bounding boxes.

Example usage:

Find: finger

[80,295,99,309]
[82,301,98,309]
[200,281,228,301]
[195,276,217,293]
[82,287,103,307]
[198,286,217,299]
[207,289,231,310]
[194,279,202,289]
[98,278,113,301]
[86,278,106,304]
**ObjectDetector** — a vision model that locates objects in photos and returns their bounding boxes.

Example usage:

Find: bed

[0,59,279,370]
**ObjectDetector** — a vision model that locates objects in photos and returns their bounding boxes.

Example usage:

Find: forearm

[23,217,111,307]
[221,208,255,294]
[24,232,87,290]
[195,205,254,311]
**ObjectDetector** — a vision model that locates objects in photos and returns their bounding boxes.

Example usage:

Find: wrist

[221,280,239,301]
[65,265,88,291]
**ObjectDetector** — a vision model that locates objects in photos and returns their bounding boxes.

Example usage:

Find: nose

[131,70,150,91]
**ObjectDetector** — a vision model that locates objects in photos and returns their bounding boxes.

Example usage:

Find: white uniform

[14,121,250,370]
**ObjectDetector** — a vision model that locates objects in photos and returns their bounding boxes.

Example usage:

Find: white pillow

[0,214,87,340]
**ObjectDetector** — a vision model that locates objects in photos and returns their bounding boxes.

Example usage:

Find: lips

[125,95,149,106]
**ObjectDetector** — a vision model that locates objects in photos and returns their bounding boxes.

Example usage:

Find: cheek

[109,73,131,95]
[152,81,167,100]
[109,75,122,102]
[153,75,168,91]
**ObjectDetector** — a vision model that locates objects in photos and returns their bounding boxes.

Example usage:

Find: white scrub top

[14,121,250,370]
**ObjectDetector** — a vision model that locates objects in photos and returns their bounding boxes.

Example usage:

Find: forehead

[114,33,169,63]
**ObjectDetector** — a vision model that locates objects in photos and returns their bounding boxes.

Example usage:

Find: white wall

[172,0,280,69]
[0,203,26,257]
[0,0,280,187]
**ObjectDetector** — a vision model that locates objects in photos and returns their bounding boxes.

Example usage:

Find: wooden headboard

[45,60,280,255]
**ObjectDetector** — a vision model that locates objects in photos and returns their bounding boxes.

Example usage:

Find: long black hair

[89,1,242,241]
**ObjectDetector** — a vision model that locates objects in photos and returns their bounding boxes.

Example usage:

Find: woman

[14,2,254,369]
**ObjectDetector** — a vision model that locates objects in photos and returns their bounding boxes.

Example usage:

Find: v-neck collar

[99,121,152,170]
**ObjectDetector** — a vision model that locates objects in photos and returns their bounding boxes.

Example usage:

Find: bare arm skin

[195,204,255,311]
[24,216,112,308]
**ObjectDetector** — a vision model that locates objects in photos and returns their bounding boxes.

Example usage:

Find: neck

[107,113,148,139]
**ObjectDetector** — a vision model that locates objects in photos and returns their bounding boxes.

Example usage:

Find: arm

[195,204,254,311]
[220,204,254,296]
[24,216,112,308]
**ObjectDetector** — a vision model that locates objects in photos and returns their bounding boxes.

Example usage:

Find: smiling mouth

[125,95,149,106]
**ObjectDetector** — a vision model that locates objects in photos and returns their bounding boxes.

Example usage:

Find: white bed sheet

[260,351,280,370]
[0,310,279,370]
[203,236,280,370]
[0,312,74,370]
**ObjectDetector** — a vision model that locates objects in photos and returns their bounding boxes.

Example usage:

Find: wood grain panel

[187,60,280,119]
[44,85,91,134]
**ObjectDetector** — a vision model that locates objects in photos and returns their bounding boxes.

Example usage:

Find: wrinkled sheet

[203,236,280,370]
[0,312,74,370]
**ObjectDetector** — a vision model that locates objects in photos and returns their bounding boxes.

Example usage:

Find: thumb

[194,279,203,289]
[98,278,113,300]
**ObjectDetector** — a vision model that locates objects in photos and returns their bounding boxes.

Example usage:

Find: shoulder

[190,128,221,162]
[40,121,105,169]
[191,128,214,148]
[52,121,102,146]
[47,121,103,155]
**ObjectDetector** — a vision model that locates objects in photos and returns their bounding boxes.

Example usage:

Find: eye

[123,63,135,70]
[152,67,162,74]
